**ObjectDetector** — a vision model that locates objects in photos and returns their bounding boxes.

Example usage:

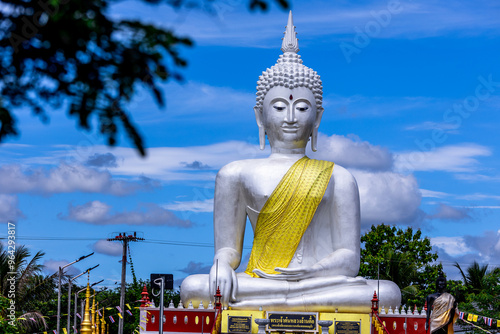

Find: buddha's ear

[254,106,266,150]
[311,107,324,152]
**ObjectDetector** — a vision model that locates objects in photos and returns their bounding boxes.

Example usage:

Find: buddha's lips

[282,126,299,132]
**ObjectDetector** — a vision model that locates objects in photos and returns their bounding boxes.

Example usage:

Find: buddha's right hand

[209,262,238,307]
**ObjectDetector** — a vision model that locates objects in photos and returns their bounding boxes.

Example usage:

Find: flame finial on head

[255,11,322,112]
[281,11,299,54]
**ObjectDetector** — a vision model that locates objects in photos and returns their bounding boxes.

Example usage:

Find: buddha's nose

[285,106,297,123]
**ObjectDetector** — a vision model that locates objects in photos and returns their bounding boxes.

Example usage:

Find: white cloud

[85,153,119,168]
[433,231,500,266]
[454,174,500,182]
[59,200,193,227]
[0,163,157,195]
[466,206,500,209]
[0,195,24,221]
[92,240,122,256]
[431,236,472,257]
[309,134,393,171]
[61,142,268,182]
[324,94,438,119]
[164,199,214,213]
[351,170,422,227]
[110,1,500,48]
[167,81,254,117]
[394,143,491,173]
[462,230,500,263]
[179,261,211,275]
[420,189,450,198]
[43,260,81,276]
[457,193,500,201]
[122,81,257,125]
[427,203,471,221]
[405,121,460,132]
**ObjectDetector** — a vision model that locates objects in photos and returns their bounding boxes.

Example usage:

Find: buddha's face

[436,278,446,292]
[260,86,319,150]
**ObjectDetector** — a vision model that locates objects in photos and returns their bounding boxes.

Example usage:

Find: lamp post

[67,265,99,334]
[75,280,104,333]
[57,252,94,334]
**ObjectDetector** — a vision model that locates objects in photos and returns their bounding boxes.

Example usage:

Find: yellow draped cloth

[245,157,334,277]
[430,293,458,334]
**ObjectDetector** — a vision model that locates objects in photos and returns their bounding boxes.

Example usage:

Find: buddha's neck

[270,147,306,158]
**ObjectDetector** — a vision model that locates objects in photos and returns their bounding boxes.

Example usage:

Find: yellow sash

[245,157,334,277]
[430,293,457,334]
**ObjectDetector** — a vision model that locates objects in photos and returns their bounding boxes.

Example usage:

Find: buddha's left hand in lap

[253,265,323,280]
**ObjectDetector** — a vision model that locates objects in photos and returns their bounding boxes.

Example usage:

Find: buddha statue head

[254,11,323,151]
[436,271,447,293]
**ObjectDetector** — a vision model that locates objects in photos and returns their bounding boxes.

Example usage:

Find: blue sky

[1,0,500,292]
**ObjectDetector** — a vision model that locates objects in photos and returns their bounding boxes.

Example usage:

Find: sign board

[227,316,252,333]
[267,312,318,332]
[335,321,360,334]
[150,273,174,290]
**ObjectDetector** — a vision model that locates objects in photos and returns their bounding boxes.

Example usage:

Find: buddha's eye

[296,102,309,112]
[273,101,287,111]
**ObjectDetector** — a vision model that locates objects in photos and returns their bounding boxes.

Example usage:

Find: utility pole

[107,232,144,334]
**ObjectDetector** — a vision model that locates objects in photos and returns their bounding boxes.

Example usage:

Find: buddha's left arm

[321,165,361,276]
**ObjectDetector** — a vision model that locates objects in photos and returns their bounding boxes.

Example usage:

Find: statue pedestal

[221,309,371,334]
[137,305,427,334]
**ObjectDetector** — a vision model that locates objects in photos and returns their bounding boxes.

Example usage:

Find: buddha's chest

[242,162,333,215]
[243,164,291,211]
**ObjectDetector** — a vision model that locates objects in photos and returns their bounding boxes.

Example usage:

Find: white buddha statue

[180,11,401,313]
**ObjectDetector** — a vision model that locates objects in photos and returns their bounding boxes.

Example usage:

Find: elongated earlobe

[259,128,266,150]
[311,107,324,152]
[254,107,265,150]
[311,129,318,152]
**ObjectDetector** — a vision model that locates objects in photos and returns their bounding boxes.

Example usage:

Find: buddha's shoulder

[216,159,271,179]
[331,163,355,179]
[330,163,358,190]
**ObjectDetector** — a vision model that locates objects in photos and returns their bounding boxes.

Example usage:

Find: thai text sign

[228,316,252,333]
[267,312,318,332]
[335,321,360,334]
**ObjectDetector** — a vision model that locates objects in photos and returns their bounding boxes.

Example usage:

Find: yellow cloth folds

[430,293,457,334]
[245,157,334,277]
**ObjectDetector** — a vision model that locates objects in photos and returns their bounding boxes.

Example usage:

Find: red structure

[142,308,216,334]
[378,313,426,334]
[139,284,151,308]
[372,291,379,315]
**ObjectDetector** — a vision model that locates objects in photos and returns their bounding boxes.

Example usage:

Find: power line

[0,235,211,246]
[0,235,248,248]
[0,236,100,241]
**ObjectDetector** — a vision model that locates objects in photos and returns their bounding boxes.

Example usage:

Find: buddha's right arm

[210,162,248,303]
